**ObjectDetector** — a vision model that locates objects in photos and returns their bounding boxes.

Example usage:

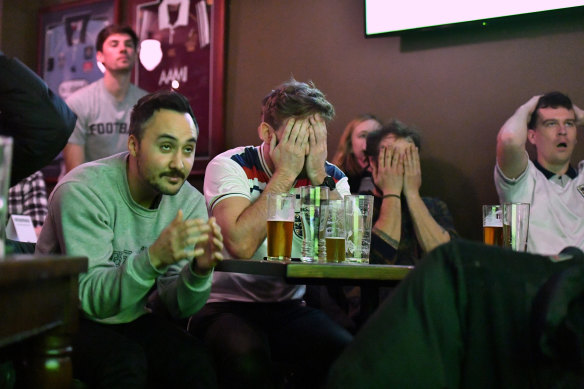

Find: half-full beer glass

[324,199,345,263]
[267,193,295,260]
[482,205,503,246]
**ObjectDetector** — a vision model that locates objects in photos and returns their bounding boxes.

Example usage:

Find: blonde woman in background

[332,114,382,193]
[313,114,381,332]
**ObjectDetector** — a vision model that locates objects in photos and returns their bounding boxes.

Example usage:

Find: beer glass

[503,202,530,252]
[344,195,374,264]
[300,186,329,262]
[0,136,12,258]
[266,193,295,260]
[482,205,503,246]
[324,199,345,263]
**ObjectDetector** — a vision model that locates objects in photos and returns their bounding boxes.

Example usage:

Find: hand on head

[269,117,310,180]
[304,114,328,184]
[573,104,584,124]
[270,114,328,184]
[371,145,404,196]
[403,144,422,197]
[372,143,422,197]
[520,95,543,120]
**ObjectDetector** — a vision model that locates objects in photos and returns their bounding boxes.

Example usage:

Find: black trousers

[72,314,217,389]
[189,300,353,389]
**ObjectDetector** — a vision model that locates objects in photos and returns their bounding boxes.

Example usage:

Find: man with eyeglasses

[495,92,584,254]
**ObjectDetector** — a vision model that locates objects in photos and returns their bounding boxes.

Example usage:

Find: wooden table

[215,259,413,318]
[0,255,88,388]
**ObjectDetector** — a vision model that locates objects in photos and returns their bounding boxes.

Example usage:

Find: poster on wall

[38,0,119,100]
[130,0,225,174]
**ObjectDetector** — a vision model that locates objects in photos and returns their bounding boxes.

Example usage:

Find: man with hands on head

[364,120,456,266]
[191,79,353,389]
[495,92,584,254]
[36,90,222,389]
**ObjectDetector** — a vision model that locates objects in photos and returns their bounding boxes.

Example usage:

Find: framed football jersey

[129,0,226,175]
[38,0,119,100]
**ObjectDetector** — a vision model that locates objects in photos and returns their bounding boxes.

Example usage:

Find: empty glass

[299,186,329,262]
[0,136,13,258]
[503,202,530,252]
[344,195,374,264]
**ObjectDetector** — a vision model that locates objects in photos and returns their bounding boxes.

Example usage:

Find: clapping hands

[149,210,223,274]
[193,217,224,274]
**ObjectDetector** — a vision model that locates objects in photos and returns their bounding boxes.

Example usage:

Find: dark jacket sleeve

[0,53,76,186]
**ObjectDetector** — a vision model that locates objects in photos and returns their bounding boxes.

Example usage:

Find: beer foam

[484,212,502,227]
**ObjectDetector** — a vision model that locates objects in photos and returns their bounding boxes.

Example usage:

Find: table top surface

[0,255,88,348]
[215,259,413,284]
[0,255,88,285]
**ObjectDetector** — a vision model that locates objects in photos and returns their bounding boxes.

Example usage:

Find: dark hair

[261,78,335,130]
[129,90,198,140]
[528,92,574,129]
[96,25,139,52]
[365,119,421,159]
[332,114,382,178]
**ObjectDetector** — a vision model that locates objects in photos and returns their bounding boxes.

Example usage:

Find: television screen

[365,0,584,36]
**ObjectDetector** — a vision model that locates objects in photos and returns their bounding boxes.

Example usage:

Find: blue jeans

[73,314,217,389]
[188,300,353,389]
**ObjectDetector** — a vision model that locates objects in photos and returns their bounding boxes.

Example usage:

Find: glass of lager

[503,202,530,252]
[324,199,345,263]
[482,205,503,246]
[266,193,295,261]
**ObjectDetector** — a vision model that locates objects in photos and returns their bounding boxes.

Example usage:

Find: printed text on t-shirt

[88,122,128,135]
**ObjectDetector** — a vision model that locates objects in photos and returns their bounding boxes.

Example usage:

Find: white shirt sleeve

[494,160,534,204]
[204,153,252,210]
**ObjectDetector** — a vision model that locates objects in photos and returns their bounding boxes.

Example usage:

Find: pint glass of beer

[324,199,345,263]
[482,205,503,246]
[267,193,295,260]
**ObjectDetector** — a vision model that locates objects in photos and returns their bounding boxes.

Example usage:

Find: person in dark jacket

[0,52,76,186]
[327,240,584,389]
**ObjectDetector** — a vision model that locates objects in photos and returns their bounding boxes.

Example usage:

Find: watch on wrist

[320,176,336,191]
